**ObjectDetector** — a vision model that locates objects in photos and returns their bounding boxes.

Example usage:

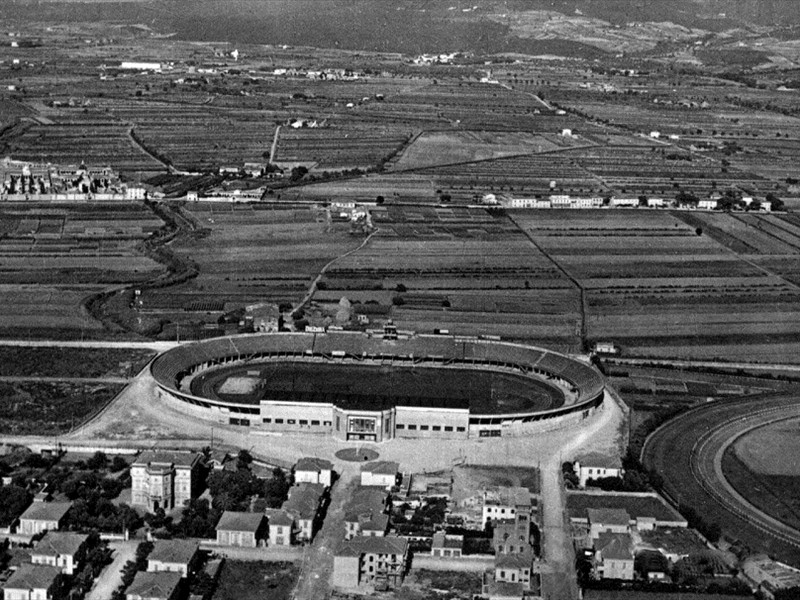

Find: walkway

[292,466,360,599]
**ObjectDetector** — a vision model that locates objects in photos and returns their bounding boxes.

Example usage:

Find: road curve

[643,393,800,565]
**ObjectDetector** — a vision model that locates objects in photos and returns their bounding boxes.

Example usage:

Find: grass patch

[0,381,124,435]
[0,347,155,378]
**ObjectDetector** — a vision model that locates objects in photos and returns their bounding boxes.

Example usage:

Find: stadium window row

[261,418,332,427]
[395,424,465,432]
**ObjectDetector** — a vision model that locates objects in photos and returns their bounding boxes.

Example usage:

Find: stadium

[150,326,606,442]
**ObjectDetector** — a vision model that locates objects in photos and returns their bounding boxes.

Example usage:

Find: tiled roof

[496,550,533,570]
[576,452,622,470]
[335,535,408,558]
[4,564,60,590]
[19,501,71,523]
[295,457,333,472]
[361,461,399,476]
[432,531,463,549]
[148,539,199,565]
[32,532,88,557]
[361,513,389,532]
[216,511,265,533]
[283,483,323,519]
[264,509,295,527]
[126,570,182,599]
[596,532,633,561]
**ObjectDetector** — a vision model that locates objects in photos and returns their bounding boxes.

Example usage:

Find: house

[742,554,800,598]
[17,502,71,536]
[282,483,325,542]
[216,511,267,548]
[343,488,387,540]
[482,486,531,528]
[147,539,199,577]
[3,564,61,600]
[264,509,295,546]
[495,550,534,589]
[574,454,623,487]
[30,532,89,575]
[294,457,334,488]
[131,451,202,511]
[595,532,634,580]
[587,508,631,539]
[360,461,399,489]
[698,199,718,210]
[125,571,183,600]
[431,532,463,558]
[493,522,530,555]
[332,536,408,590]
[360,514,389,538]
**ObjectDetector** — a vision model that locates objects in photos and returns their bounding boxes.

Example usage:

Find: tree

[0,485,32,527]
[86,452,107,471]
[263,468,291,508]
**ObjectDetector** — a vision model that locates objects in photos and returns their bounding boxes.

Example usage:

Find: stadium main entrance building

[150,329,605,441]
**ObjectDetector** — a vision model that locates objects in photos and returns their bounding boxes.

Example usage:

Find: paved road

[0,376,130,384]
[86,540,137,600]
[0,339,178,351]
[292,466,359,600]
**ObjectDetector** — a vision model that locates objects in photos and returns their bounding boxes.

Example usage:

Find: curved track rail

[643,394,800,564]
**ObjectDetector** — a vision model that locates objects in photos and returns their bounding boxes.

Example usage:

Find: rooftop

[19,501,72,523]
[432,531,463,549]
[576,452,622,470]
[265,508,295,527]
[32,532,89,557]
[335,535,408,558]
[126,570,183,599]
[361,513,389,532]
[148,539,199,565]
[495,550,534,570]
[596,532,633,561]
[4,564,61,591]
[283,483,324,519]
[362,461,399,476]
[216,511,265,533]
[295,457,333,472]
[133,451,201,469]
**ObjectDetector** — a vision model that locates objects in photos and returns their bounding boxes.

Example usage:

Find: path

[292,466,360,599]
[86,540,137,600]
[269,125,281,164]
[0,339,177,351]
[0,376,130,385]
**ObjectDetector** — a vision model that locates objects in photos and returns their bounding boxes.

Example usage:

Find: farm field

[0,203,165,339]
[136,203,362,339]
[512,209,800,363]
[314,205,582,349]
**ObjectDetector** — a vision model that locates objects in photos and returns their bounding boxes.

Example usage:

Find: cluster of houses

[504,193,772,211]
[0,157,145,202]
[215,456,331,549]
[333,461,409,591]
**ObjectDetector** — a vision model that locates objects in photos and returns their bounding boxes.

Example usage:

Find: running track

[642,393,800,565]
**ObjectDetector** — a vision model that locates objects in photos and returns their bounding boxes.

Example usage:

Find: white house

[575,453,623,487]
[2,564,61,600]
[360,461,399,489]
[30,532,88,575]
[595,532,634,580]
[294,457,334,488]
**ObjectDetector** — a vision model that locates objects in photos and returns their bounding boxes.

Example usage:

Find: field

[0,203,165,339]
[722,446,800,533]
[0,346,155,378]
[0,381,124,435]
[511,210,800,363]
[732,417,800,475]
[212,561,297,600]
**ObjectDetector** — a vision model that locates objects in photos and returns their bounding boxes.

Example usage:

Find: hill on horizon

[6,0,800,55]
